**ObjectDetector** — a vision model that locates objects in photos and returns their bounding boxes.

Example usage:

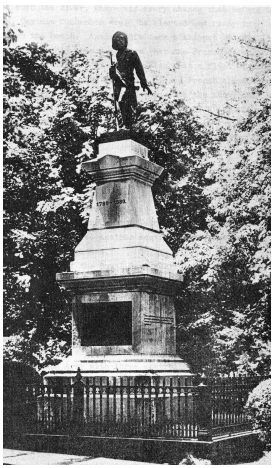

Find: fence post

[73,368,84,427]
[197,377,212,441]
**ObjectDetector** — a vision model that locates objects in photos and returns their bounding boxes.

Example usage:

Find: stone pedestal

[45,133,192,382]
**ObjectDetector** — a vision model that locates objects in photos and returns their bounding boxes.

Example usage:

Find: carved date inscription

[97,199,126,207]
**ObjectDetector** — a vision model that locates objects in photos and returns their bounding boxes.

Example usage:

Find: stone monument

[45,131,192,384]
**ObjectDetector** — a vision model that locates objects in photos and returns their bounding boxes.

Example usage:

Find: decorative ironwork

[4,369,267,441]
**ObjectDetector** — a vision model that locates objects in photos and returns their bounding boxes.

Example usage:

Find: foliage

[3,335,69,371]
[3,44,93,360]
[245,379,271,449]
[3,6,23,46]
[136,87,214,252]
[175,38,270,375]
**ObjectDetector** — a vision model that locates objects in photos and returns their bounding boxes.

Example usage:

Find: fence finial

[198,371,207,386]
[76,367,82,382]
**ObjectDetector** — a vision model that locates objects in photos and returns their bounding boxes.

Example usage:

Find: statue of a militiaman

[109,31,152,129]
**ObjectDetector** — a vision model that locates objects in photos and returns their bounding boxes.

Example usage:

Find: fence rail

[4,370,266,441]
[210,375,264,436]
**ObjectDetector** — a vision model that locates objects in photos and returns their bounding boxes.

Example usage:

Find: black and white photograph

[3,3,271,465]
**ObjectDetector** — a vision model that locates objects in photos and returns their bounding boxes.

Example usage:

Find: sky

[8,5,271,111]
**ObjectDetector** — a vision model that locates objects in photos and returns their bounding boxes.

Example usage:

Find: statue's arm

[132,51,147,88]
[132,51,152,94]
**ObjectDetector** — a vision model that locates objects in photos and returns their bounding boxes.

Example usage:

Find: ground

[237,451,271,465]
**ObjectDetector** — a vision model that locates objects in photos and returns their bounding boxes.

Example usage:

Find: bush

[245,378,271,449]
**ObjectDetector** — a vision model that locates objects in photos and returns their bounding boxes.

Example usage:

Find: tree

[4,43,92,367]
[176,37,270,376]
[135,73,216,252]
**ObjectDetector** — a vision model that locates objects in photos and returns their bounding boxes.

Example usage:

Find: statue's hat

[112,31,128,50]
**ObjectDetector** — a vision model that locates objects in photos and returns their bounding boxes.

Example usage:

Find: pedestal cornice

[56,266,183,294]
[82,154,163,185]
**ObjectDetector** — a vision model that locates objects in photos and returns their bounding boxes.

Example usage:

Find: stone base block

[44,354,192,380]
[5,431,264,465]
[98,138,148,159]
[72,226,175,273]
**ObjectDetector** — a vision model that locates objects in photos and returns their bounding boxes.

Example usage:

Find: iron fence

[4,369,266,441]
[210,375,264,437]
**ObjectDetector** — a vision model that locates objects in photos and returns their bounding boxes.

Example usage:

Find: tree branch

[226,102,237,109]
[236,54,257,61]
[239,111,260,130]
[196,108,237,122]
[240,41,271,52]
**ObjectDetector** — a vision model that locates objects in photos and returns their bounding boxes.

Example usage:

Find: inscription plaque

[81,301,132,346]
[144,314,173,326]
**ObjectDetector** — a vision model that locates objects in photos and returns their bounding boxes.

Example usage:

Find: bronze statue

[109,31,152,129]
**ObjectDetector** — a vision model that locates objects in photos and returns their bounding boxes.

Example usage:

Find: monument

[45,130,191,385]
[44,32,192,386]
